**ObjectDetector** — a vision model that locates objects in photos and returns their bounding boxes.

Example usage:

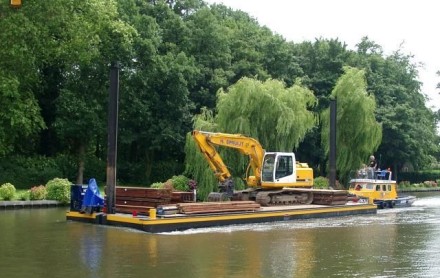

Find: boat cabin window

[387,184,391,191]
[376,185,381,191]
[366,184,374,190]
[382,184,387,191]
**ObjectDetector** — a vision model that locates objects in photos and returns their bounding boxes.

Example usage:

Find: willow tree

[184,109,219,199]
[216,77,317,150]
[321,67,382,184]
[185,77,317,200]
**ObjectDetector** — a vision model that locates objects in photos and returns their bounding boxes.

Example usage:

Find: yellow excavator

[192,130,347,206]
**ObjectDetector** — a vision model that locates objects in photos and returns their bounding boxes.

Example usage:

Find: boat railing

[352,167,392,181]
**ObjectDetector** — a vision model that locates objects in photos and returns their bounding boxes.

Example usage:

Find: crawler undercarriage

[208,188,348,206]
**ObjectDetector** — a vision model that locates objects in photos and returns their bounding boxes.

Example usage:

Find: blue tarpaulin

[82,178,104,209]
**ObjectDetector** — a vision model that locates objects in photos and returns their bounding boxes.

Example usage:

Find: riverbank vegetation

[0,1,439,200]
[398,180,440,192]
[0,178,71,204]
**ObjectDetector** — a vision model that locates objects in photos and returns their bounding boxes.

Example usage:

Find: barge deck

[66,203,376,233]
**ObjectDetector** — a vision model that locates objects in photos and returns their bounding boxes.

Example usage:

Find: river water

[1,192,440,278]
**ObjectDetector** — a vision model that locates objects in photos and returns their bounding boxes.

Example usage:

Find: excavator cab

[262,152,297,184]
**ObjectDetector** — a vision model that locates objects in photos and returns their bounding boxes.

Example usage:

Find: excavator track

[255,190,314,206]
[214,188,349,206]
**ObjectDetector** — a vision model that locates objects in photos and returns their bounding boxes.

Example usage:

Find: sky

[205,0,440,111]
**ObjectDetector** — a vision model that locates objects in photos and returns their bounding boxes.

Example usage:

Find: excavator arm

[192,130,265,187]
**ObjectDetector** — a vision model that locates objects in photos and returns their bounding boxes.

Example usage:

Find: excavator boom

[192,130,265,186]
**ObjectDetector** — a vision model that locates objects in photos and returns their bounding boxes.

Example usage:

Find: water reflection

[79,228,103,275]
[1,193,440,278]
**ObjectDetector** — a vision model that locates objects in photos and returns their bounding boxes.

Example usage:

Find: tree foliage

[321,67,382,182]
[352,38,439,172]
[292,39,352,175]
[0,71,45,155]
[0,1,438,189]
[0,7,45,155]
[216,78,316,151]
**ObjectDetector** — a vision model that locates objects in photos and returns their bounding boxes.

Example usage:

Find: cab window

[262,154,275,182]
[275,156,293,179]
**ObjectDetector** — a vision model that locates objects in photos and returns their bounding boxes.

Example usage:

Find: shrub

[423,180,438,188]
[0,183,16,200]
[19,191,30,201]
[30,185,47,200]
[150,182,164,188]
[398,181,411,189]
[170,175,190,191]
[399,181,411,188]
[314,176,329,189]
[46,178,71,204]
[188,179,197,190]
[412,183,422,188]
[163,179,175,192]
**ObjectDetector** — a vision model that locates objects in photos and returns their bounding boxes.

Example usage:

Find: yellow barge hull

[66,203,376,233]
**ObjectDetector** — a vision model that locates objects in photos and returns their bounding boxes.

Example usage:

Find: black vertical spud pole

[106,62,119,214]
[329,99,337,189]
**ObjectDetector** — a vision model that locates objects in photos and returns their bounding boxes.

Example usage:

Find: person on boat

[357,165,368,178]
[369,155,377,170]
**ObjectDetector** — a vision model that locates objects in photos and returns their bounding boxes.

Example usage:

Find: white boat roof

[349,178,396,184]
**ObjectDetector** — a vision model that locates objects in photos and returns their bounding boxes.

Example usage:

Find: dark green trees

[0,1,438,189]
